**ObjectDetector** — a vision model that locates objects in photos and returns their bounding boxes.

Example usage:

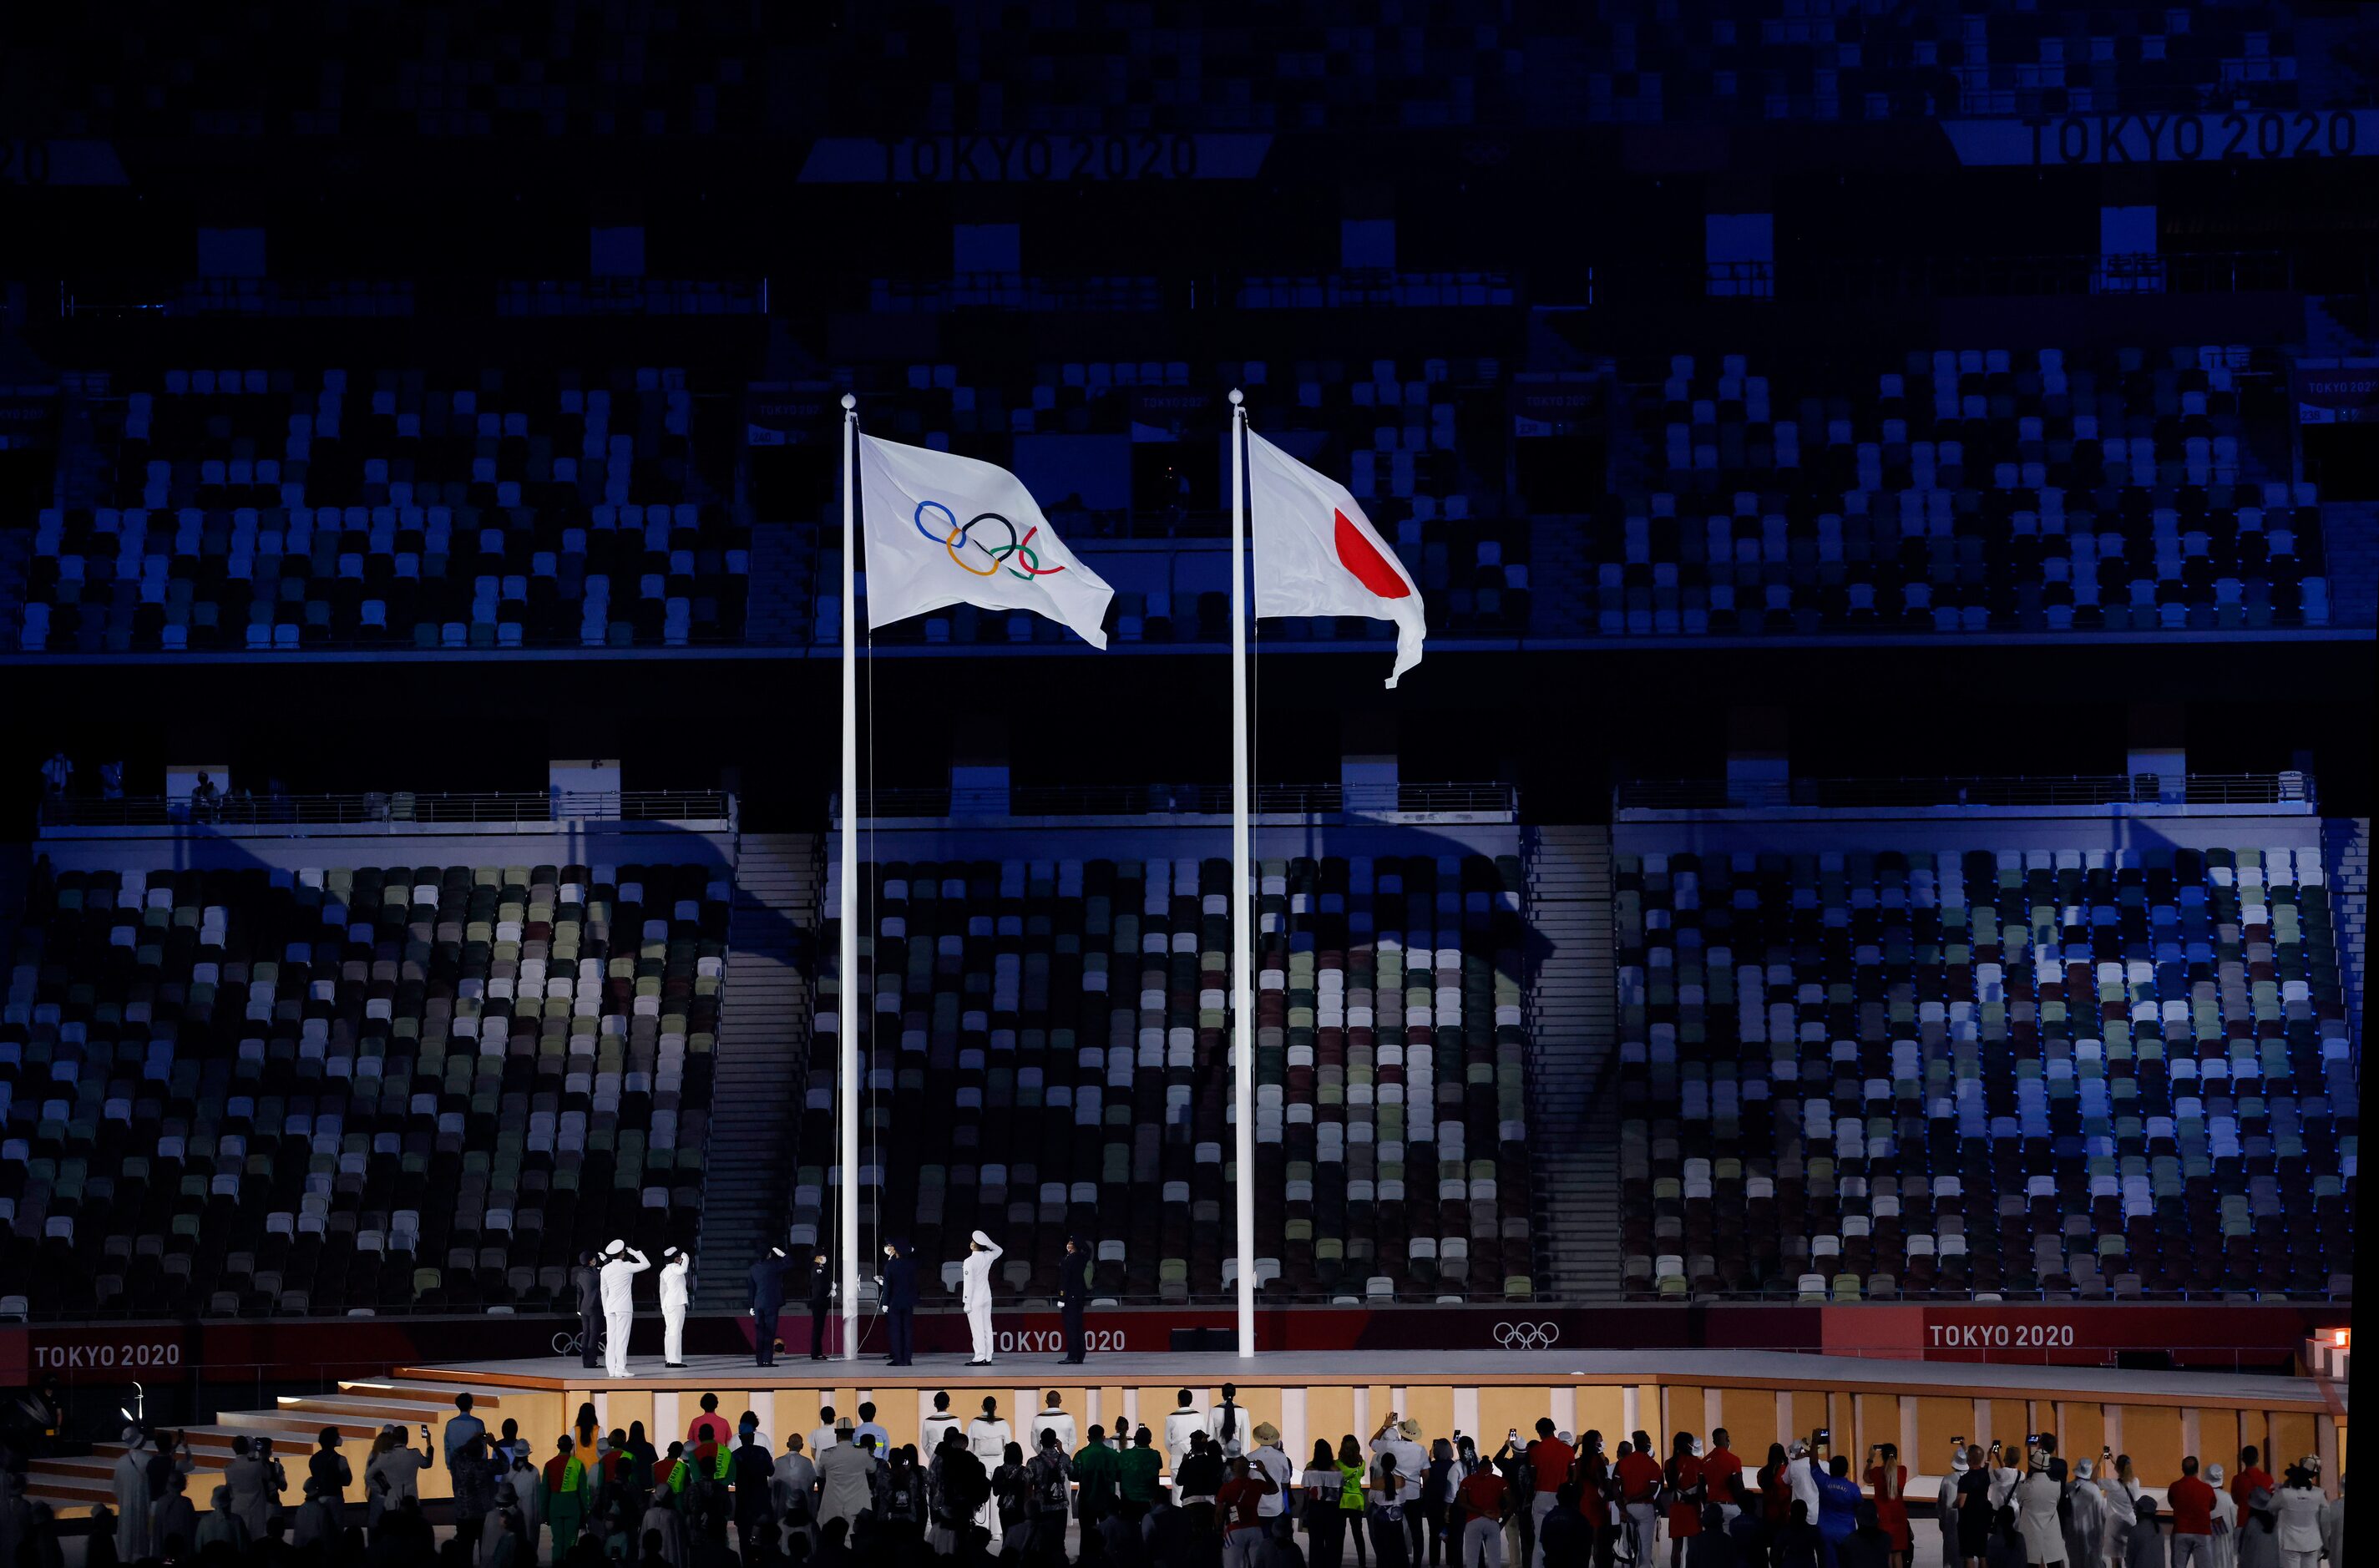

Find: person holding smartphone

[1940,1441,1972,1568]
[364,1424,433,1537]
[1864,1442,1911,1567]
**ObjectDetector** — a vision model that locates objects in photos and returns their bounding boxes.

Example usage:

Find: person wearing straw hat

[1251,1423,1297,1542]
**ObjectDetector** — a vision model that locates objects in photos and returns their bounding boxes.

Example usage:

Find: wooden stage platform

[393,1348,2343,1498]
[23,1347,2343,1514]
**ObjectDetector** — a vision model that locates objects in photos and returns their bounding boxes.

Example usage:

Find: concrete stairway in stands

[692,832,821,1312]
[2325,816,2368,1045]
[20,1378,510,1511]
[1523,825,1622,1300]
[741,520,815,647]
[2318,501,2378,630]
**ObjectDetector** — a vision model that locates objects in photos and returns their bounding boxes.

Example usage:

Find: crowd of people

[1937,1438,2343,1568]
[0,1394,2346,1568]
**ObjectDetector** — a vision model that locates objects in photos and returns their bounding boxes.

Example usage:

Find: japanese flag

[1246,429,1426,687]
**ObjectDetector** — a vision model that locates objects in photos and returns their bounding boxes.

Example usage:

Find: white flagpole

[1229,388,1256,1358]
[839,393,862,1361]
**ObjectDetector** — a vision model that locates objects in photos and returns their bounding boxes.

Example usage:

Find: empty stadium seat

[0,862,729,1317]
[1616,842,2355,1300]
[811,852,1534,1302]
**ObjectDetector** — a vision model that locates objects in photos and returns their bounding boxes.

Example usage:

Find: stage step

[1524,825,1622,1300]
[214,1409,387,1444]
[18,1378,505,1513]
[330,1378,512,1412]
[23,1474,116,1507]
[694,832,822,1312]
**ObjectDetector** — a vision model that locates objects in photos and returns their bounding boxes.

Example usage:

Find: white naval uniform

[960,1236,1003,1363]
[658,1256,691,1364]
[600,1247,651,1375]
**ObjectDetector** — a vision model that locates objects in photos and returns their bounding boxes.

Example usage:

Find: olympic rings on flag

[912,500,1068,582]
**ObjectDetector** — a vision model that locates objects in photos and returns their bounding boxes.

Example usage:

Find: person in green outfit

[544,1435,588,1556]
[1338,1434,1374,1568]
[1075,1424,1124,1530]
[1118,1425,1165,1522]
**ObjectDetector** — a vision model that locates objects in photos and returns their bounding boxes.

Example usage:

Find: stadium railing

[840,781,1519,818]
[1614,772,2316,812]
[36,790,736,830]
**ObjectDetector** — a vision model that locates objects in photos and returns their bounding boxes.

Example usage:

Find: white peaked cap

[606,1238,625,1254]
[771,1246,786,1257]
[971,1230,994,1247]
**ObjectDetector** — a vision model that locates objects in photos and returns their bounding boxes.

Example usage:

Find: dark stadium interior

[0,3,2364,1556]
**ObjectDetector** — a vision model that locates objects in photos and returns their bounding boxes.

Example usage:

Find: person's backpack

[1033,1461,1069,1516]
[997,1469,1030,1527]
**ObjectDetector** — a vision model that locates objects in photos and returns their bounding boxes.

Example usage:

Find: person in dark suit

[748,1247,793,1368]
[571,1251,602,1369]
[1057,1236,1091,1365]
[731,1429,777,1556]
[807,1251,834,1361]
[878,1240,919,1366]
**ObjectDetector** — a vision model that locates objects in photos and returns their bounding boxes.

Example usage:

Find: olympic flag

[1244,429,1425,687]
[857,433,1116,647]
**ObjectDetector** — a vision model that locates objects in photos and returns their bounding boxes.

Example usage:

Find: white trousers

[605,1309,634,1376]
[662,1304,686,1364]
[968,1300,995,1361]
[1528,1492,1556,1568]
[1622,1502,1657,1565]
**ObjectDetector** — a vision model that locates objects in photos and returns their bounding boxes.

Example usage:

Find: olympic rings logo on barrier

[1493,1321,1562,1350]
[914,501,1069,582]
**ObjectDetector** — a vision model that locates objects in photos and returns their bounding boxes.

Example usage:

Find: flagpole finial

[1228,387,1243,407]
[840,392,857,412]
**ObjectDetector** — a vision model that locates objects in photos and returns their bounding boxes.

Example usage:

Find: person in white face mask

[960,1231,1004,1365]
[599,1239,651,1377]
[658,1247,692,1368]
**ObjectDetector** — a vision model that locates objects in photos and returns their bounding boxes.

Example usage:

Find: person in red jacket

[687,1393,733,1453]
[1521,1419,1572,1568]
[1662,1434,1703,1565]
[1701,1429,1746,1526]
[1613,1438,1663,1566]
[2230,1444,2274,1513]
[1862,1441,1911,1567]
[1572,1431,1612,1562]
[1455,1458,1510,1568]
[2165,1455,2217,1568]
[1218,1454,1279,1568]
